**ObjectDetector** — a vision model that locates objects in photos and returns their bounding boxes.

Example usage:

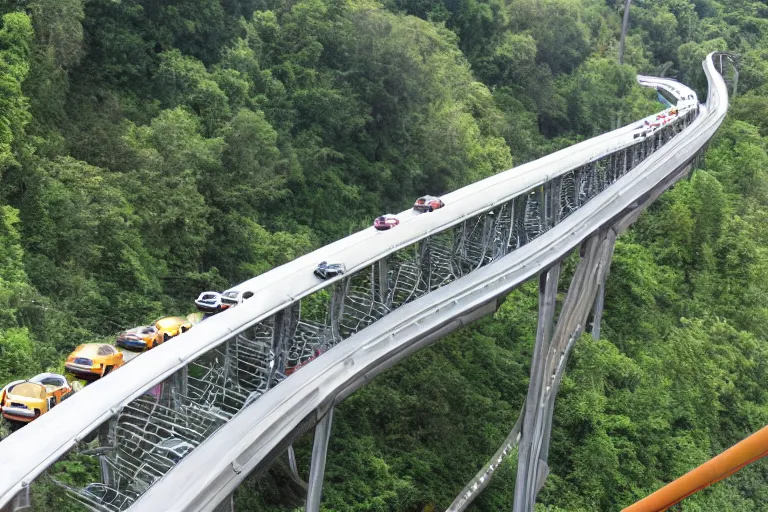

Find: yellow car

[1,373,72,423]
[65,343,124,380]
[0,380,24,416]
[154,316,193,341]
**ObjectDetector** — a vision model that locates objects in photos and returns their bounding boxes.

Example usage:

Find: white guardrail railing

[0,54,726,511]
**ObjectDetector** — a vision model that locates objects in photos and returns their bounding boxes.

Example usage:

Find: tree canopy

[0,0,767,510]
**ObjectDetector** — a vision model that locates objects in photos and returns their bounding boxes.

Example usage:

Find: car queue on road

[1,314,200,430]
[0,194,449,431]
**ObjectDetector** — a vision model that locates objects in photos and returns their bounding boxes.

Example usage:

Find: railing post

[269,303,300,384]
[306,407,335,512]
[330,279,350,344]
[171,366,189,412]
[377,258,390,306]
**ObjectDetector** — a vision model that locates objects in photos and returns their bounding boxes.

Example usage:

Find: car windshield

[9,382,45,399]
[221,292,240,304]
[98,345,116,356]
[34,376,64,388]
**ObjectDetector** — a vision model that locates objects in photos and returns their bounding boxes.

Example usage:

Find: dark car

[374,214,399,231]
[413,195,445,212]
[314,261,346,280]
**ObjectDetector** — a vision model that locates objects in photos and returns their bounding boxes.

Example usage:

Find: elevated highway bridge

[0,53,731,512]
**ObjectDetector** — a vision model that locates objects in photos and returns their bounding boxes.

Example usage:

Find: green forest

[1,0,768,509]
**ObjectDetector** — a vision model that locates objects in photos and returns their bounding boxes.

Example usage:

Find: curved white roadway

[132,57,724,511]
[0,60,709,509]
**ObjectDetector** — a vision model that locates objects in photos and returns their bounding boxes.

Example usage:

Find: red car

[374,214,399,230]
[413,195,445,212]
[286,349,325,376]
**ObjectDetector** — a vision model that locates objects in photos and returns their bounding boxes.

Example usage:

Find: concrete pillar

[513,229,617,512]
[306,408,334,512]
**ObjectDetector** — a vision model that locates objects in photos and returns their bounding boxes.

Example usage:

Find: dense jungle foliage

[1,0,768,509]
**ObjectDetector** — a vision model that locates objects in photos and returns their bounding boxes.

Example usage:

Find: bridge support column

[445,264,561,512]
[288,445,309,490]
[306,407,334,512]
[591,238,616,340]
[513,227,617,512]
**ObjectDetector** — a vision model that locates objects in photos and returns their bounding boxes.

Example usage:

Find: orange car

[2,373,72,423]
[65,343,124,380]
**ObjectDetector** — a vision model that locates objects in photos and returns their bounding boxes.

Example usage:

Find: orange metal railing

[623,425,768,511]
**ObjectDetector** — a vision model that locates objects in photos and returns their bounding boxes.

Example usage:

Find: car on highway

[314,261,346,280]
[220,288,255,309]
[152,437,195,464]
[154,316,193,341]
[65,344,124,380]
[116,325,163,351]
[374,214,399,231]
[286,348,325,376]
[194,291,230,314]
[1,373,72,423]
[413,195,445,212]
[0,380,24,415]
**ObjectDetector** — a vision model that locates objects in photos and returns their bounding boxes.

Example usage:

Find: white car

[153,437,195,464]
[220,288,255,309]
[194,291,228,313]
